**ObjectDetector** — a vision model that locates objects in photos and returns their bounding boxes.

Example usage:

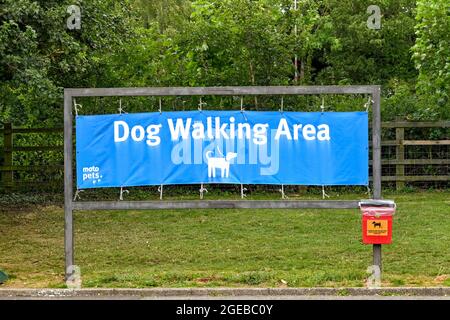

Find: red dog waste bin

[359,200,396,245]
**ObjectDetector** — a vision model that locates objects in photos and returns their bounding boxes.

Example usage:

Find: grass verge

[0,190,449,288]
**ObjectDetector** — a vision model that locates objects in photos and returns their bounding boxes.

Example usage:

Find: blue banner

[76,111,368,189]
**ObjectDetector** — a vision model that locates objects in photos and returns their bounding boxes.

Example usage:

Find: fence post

[2,123,13,190]
[395,125,405,190]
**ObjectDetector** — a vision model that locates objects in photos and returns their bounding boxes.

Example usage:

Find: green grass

[0,190,449,288]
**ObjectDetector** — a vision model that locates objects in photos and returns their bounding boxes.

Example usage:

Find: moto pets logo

[82,166,103,185]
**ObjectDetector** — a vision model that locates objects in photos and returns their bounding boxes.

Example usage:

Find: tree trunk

[249,61,258,109]
[300,59,305,82]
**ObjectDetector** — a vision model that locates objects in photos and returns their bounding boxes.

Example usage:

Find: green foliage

[412,0,450,119]
[316,0,417,86]
[0,3,444,162]
[183,0,294,86]
[0,0,447,126]
[0,0,137,126]
[122,0,420,115]
[383,79,422,120]
[111,0,337,89]
[136,0,192,33]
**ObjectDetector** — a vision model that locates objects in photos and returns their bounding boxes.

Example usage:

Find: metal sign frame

[64,85,382,281]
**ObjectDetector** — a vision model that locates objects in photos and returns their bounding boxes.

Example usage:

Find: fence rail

[1,121,449,191]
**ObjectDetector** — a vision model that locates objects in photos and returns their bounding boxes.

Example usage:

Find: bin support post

[373,244,382,271]
[64,90,74,280]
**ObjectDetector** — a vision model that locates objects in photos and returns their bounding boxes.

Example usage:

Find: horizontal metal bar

[369,140,450,146]
[0,181,63,188]
[73,200,360,210]
[65,86,380,97]
[8,128,64,134]
[378,175,449,182]
[0,165,63,172]
[370,159,450,165]
[4,146,64,152]
[381,121,450,128]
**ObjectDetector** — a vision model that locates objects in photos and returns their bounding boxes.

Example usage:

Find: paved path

[3,296,448,300]
[0,287,449,300]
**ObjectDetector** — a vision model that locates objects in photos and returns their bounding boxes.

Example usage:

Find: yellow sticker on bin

[367,220,388,236]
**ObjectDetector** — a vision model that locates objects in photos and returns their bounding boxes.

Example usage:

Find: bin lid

[359,199,396,208]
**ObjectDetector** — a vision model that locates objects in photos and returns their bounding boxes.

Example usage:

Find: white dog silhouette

[206,149,237,178]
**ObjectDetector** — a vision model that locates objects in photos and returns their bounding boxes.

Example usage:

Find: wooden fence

[0,123,64,190]
[372,121,449,189]
[0,121,449,191]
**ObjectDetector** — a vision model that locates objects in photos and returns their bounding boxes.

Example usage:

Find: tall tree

[135,0,192,33]
[178,0,332,87]
[0,0,137,126]
[412,0,450,118]
[315,0,417,85]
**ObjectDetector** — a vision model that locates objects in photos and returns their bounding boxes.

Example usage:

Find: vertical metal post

[373,244,382,272]
[372,86,382,200]
[372,86,382,280]
[64,90,74,280]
